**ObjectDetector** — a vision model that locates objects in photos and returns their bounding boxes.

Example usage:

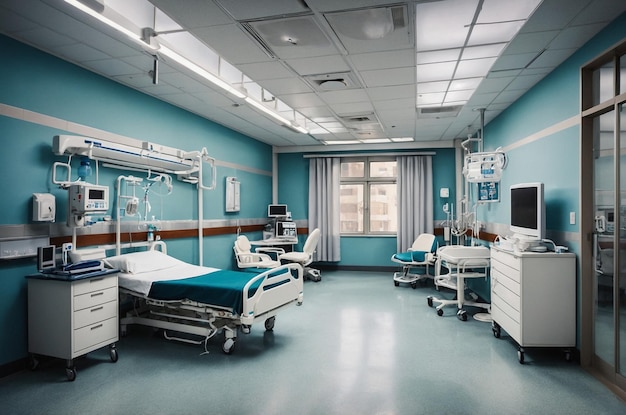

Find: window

[340,158,397,234]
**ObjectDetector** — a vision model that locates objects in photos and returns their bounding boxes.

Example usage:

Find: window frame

[340,156,397,236]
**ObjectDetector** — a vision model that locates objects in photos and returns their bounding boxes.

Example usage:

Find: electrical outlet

[569,212,576,225]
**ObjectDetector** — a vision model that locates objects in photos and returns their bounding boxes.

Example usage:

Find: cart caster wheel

[394,280,399,287]
[518,349,525,364]
[410,282,417,289]
[427,296,434,307]
[109,347,118,363]
[241,325,251,334]
[223,338,235,355]
[66,367,76,382]
[457,310,467,321]
[265,317,275,331]
[436,308,444,316]
[492,327,501,338]
[565,350,572,362]
[28,355,39,371]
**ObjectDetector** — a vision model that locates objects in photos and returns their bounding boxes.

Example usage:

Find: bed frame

[118,243,303,354]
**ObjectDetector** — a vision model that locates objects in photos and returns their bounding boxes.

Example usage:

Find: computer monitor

[268,204,288,218]
[37,245,56,272]
[276,221,297,238]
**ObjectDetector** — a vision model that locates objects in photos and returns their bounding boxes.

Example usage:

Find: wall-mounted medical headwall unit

[463,149,507,183]
[225,177,240,212]
[52,135,213,185]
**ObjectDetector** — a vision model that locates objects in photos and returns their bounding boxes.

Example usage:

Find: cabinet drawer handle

[90,278,104,283]
[91,292,104,297]
[91,306,104,312]
[91,324,103,330]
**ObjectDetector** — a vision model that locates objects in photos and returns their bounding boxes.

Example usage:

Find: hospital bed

[427,245,491,321]
[106,243,303,354]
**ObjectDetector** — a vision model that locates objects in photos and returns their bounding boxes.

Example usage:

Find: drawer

[74,299,117,329]
[74,317,118,353]
[73,275,117,296]
[491,259,520,284]
[491,249,521,271]
[492,303,521,344]
[492,290,520,323]
[74,286,117,311]
[492,280,520,312]
[491,267,520,295]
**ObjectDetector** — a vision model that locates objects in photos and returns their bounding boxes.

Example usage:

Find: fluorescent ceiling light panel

[417,81,450,94]
[445,89,474,102]
[477,0,542,23]
[468,21,524,45]
[416,61,456,82]
[359,138,391,143]
[461,43,507,60]
[391,137,414,142]
[415,0,478,51]
[324,140,361,145]
[455,57,497,78]
[449,77,482,91]
[416,49,462,65]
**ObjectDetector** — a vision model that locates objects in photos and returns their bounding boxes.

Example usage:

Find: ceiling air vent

[416,105,463,118]
[240,22,277,59]
[304,71,361,92]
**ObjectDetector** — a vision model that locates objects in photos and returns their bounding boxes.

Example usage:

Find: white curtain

[397,156,433,252]
[308,158,341,261]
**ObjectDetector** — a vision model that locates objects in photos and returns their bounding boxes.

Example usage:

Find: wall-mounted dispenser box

[440,188,449,198]
[32,193,56,222]
[225,177,240,212]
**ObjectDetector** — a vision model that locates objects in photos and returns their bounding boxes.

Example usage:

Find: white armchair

[234,235,280,269]
[279,228,322,281]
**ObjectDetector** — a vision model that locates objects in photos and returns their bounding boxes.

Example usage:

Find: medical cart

[26,270,119,381]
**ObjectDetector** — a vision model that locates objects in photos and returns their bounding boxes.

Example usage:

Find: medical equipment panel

[68,183,109,213]
[276,221,297,238]
[268,204,288,218]
[37,245,56,272]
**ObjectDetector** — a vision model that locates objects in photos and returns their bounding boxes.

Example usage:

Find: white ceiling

[1,0,625,151]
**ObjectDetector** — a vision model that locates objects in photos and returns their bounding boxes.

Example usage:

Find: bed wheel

[410,282,417,289]
[394,280,399,286]
[265,316,276,331]
[427,296,434,307]
[223,338,236,355]
[436,308,444,316]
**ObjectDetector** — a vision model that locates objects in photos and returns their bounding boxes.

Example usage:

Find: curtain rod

[303,151,436,158]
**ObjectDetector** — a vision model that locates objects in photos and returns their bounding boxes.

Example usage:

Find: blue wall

[0,35,274,366]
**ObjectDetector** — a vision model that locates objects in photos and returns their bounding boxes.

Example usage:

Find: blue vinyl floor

[1,270,625,415]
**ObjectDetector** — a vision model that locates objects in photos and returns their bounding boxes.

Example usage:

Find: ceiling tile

[504,30,559,55]
[490,52,538,71]
[83,58,144,77]
[571,0,626,26]
[214,0,311,21]
[285,55,350,76]
[54,43,111,62]
[349,49,415,71]
[278,92,326,109]
[549,23,606,49]
[319,89,369,104]
[257,77,313,96]
[519,0,590,32]
[361,67,415,88]
[192,24,273,65]
[367,84,416,101]
[237,61,295,81]
[528,48,577,69]
[150,0,233,28]
[329,101,374,115]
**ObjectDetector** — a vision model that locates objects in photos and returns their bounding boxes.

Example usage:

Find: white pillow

[104,250,184,274]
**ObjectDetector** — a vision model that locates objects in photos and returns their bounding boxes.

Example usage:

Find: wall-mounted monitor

[268,204,288,218]
[510,182,545,240]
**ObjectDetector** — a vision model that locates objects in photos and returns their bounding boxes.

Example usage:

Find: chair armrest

[256,247,285,260]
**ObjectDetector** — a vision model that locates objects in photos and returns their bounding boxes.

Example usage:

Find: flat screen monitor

[37,245,56,272]
[510,182,545,240]
[268,204,288,218]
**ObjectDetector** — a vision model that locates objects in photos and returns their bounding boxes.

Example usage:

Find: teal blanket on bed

[148,269,288,314]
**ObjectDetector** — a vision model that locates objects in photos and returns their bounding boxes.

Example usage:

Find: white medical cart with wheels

[27,270,119,381]
[490,246,576,364]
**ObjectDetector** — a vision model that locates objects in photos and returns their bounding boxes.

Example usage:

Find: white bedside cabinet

[27,270,119,381]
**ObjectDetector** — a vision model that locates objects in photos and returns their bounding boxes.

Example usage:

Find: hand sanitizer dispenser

[32,193,56,222]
